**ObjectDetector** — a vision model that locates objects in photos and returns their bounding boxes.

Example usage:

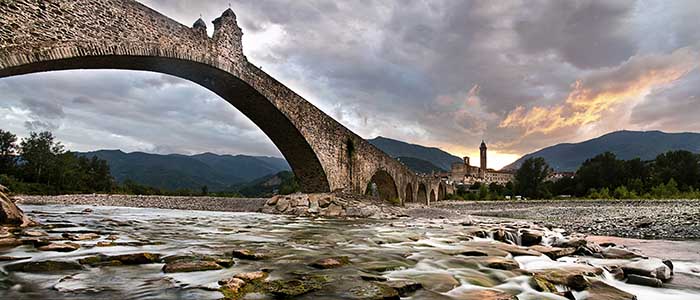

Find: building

[449,141,514,185]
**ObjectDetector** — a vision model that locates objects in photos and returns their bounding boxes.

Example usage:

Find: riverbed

[1,204,699,299]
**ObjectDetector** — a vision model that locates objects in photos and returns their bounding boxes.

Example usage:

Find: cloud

[499,47,698,137]
[20,97,65,119]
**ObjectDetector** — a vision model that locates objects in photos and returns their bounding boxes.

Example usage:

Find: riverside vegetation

[449,151,700,201]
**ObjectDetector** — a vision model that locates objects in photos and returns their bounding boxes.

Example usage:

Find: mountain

[78,150,290,192]
[368,136,462,171]
[503,130,700,172]
[396,156,446,174]
[235,171,298,197]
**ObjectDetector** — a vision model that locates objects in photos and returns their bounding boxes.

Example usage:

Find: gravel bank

[17,194,268,212]
[435,199,700,240]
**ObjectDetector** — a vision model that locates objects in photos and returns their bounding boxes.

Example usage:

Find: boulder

[0,185,35,227]
[626,274,663,287]
[79,252,161,266]
[219,277,247,299]
[529,274,557,293]
[622,258,672,281]
[520,230,543,246]
[531,265,603,291]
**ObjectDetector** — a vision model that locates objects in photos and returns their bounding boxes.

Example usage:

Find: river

[1,204,699,299]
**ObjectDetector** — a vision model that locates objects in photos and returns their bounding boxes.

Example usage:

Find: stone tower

[480,140,487,175]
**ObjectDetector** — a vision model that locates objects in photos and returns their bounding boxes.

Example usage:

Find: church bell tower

[479,140,487,176]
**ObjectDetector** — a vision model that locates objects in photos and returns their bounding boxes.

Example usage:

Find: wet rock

[451,289,517,300]
[62,232,100,241]
[378,280,422,297]
[411,273,459,293]
[529,245,575,259]
[552,237,587,248]
[0,185,35,227]
[79,252,161,266]
[5,260,84,272]
[531,265,603,291]
[219,277,247,299]
[96,241,115,247]
[265,275,328,297]
[358,260,413,273]
[626,274,663,287]
[105,234,119,240]
[520,230,543,246]
[37,242,80,252]
[231,249,270,260]
[529,274,557,293]
[622,258,672,281]
[82,208,93,213]
[162,260,223,273]
[0,237,22,247]
[22,230,46,237]
[234,271,268,282]
[311,256,350,269]
[586,280,638,300]
[463,257,519,270]
[0,255,30,261]
[601,247,644,259]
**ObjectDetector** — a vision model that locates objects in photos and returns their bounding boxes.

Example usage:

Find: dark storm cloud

[515,0,637,69]
[1,0,699,167]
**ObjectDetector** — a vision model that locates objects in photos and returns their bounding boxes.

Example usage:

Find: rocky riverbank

[435,199,700,240]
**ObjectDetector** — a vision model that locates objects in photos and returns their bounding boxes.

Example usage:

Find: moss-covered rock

[162,260,223,273]
[231,248,270,260]
[264,275,328,297]
[5,260,84,272]
[530,274,557,293]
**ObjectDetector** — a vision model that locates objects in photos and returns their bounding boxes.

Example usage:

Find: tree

[574,152,626,195]
[652,150,700,191]
[514,157,551,199]
[19,131,65,184]
[0,129,18,174]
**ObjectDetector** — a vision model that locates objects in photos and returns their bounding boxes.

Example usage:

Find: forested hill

[368,136,462,171]
[504,130,700,172]
[78,150,290,192]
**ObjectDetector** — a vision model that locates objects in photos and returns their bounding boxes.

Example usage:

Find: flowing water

[1,204,699,299]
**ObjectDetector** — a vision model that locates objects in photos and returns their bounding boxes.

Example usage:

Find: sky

[1,0,699,170]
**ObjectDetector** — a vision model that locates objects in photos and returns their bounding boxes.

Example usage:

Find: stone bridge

[0,0,453,205]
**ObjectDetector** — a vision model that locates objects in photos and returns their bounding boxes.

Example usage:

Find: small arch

[404,183,414,203]
[438,183,447,201]
[417,183,428,204]
[365,170,399,203]
[430,189,436,203]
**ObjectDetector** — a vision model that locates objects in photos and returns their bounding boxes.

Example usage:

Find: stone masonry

[0,0,445,204]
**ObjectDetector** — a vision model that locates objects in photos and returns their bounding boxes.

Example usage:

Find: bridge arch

[438,183,447,201]
[417,183,428,204]
[404,183,414,203]
[365,170,398,203]
[430,189,436,203]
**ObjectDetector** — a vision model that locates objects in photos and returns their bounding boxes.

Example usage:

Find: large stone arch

[417,183,428,204]
[404,183,414,203]
[364,170,399,203]
[0,1,424,198]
